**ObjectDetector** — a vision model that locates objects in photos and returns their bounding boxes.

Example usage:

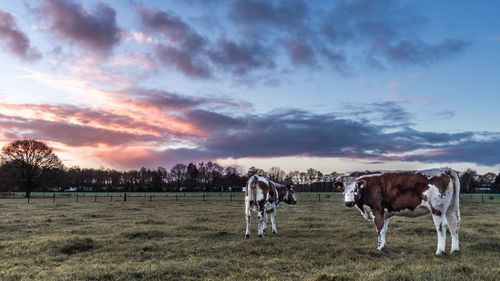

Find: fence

[0,192,498,204]
[0,192,345,204]
[464,193,500,203]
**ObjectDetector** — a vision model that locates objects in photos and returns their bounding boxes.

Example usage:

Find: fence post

[53,193,56,203]
[124,193,127,202]
[95,195,97,202]
[111,195,113,202]
[318,194,321,202]
[482,195,484,203]
[230,194,233,201]
[203,194,205,201]
[176,194,178,201]
[149,195,152,202]
[76,194,79,203]
[27,196,30,204]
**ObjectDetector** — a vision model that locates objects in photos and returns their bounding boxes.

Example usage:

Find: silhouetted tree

[223,167,244,188]
[268,167,285,182]
[460,169,477,193]
[186,163,199,188]
[493,173,500,193]
[0,139,64,198]
[477,172,496,187]
[205,162,223,190]
[170,163,187,191]
[247,166,266,177]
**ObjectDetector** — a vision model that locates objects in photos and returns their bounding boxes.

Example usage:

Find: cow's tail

[449,169,461,222]
[246,175,257,200]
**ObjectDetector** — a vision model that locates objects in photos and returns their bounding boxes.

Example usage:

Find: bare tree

[493,173,500,193]
[477,172,497,187]
[186,163,199,188]
[1,139,64,198]
[170,163,187,191]
[247,166,266,177]
[460,169,477,193]
[268,167,285,182]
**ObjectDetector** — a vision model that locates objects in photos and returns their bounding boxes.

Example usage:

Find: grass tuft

[122,230,167,239]
[54,237,96,255]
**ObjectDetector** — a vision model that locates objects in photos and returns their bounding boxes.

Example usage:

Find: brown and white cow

[334,168,460,255]
[245,175,297,238]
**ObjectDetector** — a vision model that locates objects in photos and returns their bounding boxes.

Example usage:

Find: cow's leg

[257,210,265,238]
[263,212,268,233]
[446,208,460,253]
[432,214,448,255]
[377,219,389,251]
[374,211,387,251]
[245,198,251,238]
[271,209,277,234]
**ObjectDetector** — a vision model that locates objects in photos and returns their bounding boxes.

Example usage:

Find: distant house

[64,187,77,192]
[476,185,492,193]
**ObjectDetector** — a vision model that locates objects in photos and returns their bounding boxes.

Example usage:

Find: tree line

[1,139,499,197]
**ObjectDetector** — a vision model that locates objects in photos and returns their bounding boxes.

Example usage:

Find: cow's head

[283,184,297,204]
[334,177,366,207]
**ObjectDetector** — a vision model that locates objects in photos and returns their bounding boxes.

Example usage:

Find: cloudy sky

[0,0,499,173]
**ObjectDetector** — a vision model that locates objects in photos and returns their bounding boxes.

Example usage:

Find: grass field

[0,194,498,280]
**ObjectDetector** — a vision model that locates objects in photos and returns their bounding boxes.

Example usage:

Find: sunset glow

[1,0,499,173]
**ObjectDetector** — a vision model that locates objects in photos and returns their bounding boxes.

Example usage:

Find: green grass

[0,194,498,280]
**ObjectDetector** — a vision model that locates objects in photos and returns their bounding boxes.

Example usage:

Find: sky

[0,0,499,174]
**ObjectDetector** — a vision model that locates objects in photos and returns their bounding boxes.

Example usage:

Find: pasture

[0,193,498,281]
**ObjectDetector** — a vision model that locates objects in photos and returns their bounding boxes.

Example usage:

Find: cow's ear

[333,182,344,189]
[357,180,367,189]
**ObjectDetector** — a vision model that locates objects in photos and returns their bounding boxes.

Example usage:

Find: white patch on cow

[343,178,358,203]
[255,175,269,186]
[377,219,389,250]
[356,204,374,221]
[418,167,452,179]
[423,181,454,254]
[245,195,251,238]
[424,183,453,213]
[255,188,265,203]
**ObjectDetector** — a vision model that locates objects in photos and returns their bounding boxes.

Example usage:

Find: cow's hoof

[435,251,446,256]
[272,230,277,234]
[258,234,263,238]
[450,249,460,254]
[377,247,384,251]
[245,234,250,239]
[263,228,267,233]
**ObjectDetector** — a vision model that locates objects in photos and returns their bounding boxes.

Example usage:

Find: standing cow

[334,168,460,255]
[245,175,297,238]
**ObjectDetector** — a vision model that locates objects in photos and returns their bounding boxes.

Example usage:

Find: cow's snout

[345,201,355,207]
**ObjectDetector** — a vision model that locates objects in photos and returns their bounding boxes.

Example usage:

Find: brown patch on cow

[374,210,385,232]
[357,172,430,212]
[355,171,455,215]
[357,172,452,213]
[431,206,442,216]
[429,174,451,195]
[257,199,266,210]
